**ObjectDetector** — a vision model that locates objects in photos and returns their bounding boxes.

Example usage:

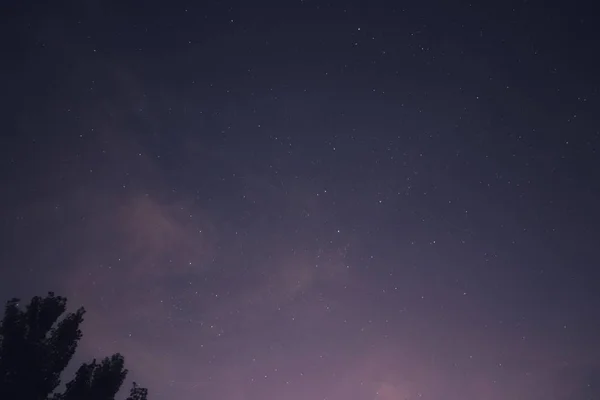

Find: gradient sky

[1,1,600,400]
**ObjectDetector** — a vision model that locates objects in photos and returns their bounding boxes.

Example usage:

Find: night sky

[1,1,600,400]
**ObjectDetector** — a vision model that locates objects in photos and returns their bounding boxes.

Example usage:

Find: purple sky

[2,2,600,400]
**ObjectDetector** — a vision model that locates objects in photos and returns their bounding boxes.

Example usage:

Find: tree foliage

[0,292,147,400]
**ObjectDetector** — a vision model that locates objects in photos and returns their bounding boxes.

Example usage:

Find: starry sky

[1,1,600,400]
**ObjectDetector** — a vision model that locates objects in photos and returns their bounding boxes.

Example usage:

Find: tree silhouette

[0,292,147,400]
[125,382,148,400]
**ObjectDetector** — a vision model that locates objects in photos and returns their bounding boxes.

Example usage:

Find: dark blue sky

[1,1,599,400]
